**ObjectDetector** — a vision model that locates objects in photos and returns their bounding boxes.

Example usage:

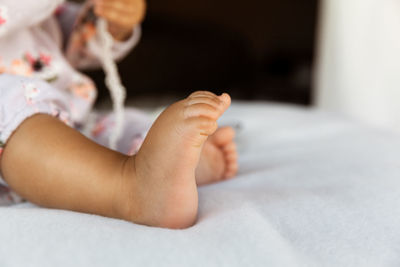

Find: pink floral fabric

[0,0,140,123]
[87,109,151,156]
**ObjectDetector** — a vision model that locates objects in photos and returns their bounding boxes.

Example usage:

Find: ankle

[111,155,138,221]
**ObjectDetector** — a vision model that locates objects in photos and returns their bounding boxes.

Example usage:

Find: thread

[96,18,126,149]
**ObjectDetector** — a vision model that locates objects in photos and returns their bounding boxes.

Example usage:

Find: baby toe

[210,127,235,146]
[224,162,238,179]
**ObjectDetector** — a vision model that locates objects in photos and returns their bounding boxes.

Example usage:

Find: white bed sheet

[1,102,400,267]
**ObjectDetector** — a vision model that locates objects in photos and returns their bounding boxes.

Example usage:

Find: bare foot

[195,127,238,185]
[119,91,232,228]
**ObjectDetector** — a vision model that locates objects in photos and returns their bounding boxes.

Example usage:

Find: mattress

[1,102,400,267]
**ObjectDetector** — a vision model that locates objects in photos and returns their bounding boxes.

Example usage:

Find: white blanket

[1,102,400,267]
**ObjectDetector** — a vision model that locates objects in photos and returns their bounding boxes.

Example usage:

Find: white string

[96,18,126,150]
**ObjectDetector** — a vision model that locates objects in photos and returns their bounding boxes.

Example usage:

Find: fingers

[94,0,146,29]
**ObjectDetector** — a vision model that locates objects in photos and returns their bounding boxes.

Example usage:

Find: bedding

[1,102,400,267]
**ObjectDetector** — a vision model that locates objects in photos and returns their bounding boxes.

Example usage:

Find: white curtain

[314,0,400,131]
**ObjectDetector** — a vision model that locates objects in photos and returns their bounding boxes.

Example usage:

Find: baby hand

[94,0,146,41]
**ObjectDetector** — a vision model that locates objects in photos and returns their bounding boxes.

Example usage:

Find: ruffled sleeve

[0,0,64,38]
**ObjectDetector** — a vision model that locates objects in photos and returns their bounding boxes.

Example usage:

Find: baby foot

[195,127,238,185]
[119,91,231,228]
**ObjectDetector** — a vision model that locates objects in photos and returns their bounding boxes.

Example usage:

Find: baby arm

[63,0,145,70]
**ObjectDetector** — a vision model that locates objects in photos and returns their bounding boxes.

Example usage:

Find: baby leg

[0,91,231,228]
[0,114,130,219]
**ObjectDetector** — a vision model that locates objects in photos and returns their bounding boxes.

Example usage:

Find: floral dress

[0,0,151,205]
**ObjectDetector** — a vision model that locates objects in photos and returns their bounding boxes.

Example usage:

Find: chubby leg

[0,114,128,219]
[0,91,232,228]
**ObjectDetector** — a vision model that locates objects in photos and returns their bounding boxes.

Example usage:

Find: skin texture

[93,0,146,41]
[0,91,238,228]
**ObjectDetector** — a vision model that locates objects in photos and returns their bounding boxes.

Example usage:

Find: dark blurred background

[79,0,319,106]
